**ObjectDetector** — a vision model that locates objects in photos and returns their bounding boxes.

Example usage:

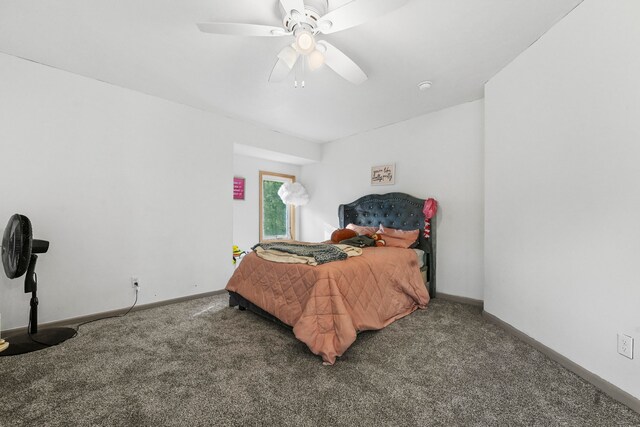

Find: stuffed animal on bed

[370,233,386,247]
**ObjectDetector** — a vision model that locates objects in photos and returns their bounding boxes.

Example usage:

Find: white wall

[300,100,485,300]
[0,53,307,330]
[485,0,640,399]
[233,154,301,252]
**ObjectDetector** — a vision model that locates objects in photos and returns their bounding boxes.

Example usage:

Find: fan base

[0,327,75,356]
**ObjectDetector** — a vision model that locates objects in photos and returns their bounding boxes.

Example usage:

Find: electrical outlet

[617,334,634,359]
[131,276,139,290]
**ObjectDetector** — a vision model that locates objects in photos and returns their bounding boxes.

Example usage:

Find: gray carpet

[1,295,638,426]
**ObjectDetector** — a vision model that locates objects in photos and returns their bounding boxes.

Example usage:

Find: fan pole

[26,254,39,334]
[29,296,38,334]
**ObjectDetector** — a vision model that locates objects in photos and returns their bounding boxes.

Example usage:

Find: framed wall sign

[371,164,395,186]
[233,177,245,200]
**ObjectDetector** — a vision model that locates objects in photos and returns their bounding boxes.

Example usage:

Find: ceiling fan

[197,0,408,86]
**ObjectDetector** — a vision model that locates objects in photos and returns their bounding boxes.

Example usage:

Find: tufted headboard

[338,192,436,297]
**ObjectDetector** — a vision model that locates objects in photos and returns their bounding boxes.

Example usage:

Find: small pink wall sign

[233,177,245,200]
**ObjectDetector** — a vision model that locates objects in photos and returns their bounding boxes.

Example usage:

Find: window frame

[259,171,296,242]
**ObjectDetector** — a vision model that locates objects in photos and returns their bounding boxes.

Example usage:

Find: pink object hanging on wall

[233,177,245,200]
[422,198,438,238]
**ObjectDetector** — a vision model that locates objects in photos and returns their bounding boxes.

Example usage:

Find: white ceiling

[0,0,582,143]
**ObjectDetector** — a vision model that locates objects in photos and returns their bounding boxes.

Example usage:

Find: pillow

[377,225,420,249]
[330,228,357,243]
[346,223,378,236]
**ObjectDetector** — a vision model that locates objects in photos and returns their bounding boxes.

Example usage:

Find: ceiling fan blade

[317,0,408,34]
[280,0,307,17]
[197,22,288,37]
[269,46,299,82]
[317,41,367,85]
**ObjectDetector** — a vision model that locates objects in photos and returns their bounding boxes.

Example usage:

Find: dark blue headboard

[338,192,436,297]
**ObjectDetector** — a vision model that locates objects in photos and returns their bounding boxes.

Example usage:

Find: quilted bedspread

[225,246,430,364]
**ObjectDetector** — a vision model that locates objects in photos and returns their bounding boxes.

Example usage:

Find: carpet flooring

[1,294,638,426]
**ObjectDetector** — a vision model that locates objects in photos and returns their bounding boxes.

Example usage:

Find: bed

[226,192,437,364]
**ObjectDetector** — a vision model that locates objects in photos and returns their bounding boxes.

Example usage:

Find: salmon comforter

[226,246,430,364]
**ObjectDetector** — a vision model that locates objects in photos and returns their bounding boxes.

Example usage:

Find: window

[259,171,295,241]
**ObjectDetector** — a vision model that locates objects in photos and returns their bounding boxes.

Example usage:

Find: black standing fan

[0,214,75,356]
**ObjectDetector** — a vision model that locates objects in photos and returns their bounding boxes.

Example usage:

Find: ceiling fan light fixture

[308,49,325,71]
[278,45,299,69]
[295,30,316,55]
[198,0,407,86]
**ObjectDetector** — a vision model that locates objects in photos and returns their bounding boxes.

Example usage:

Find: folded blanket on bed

[252,242,361,265]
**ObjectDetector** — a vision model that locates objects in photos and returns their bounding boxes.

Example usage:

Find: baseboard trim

[436,292,484,308]
[483,310,640,414]
[1,290,227,337]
